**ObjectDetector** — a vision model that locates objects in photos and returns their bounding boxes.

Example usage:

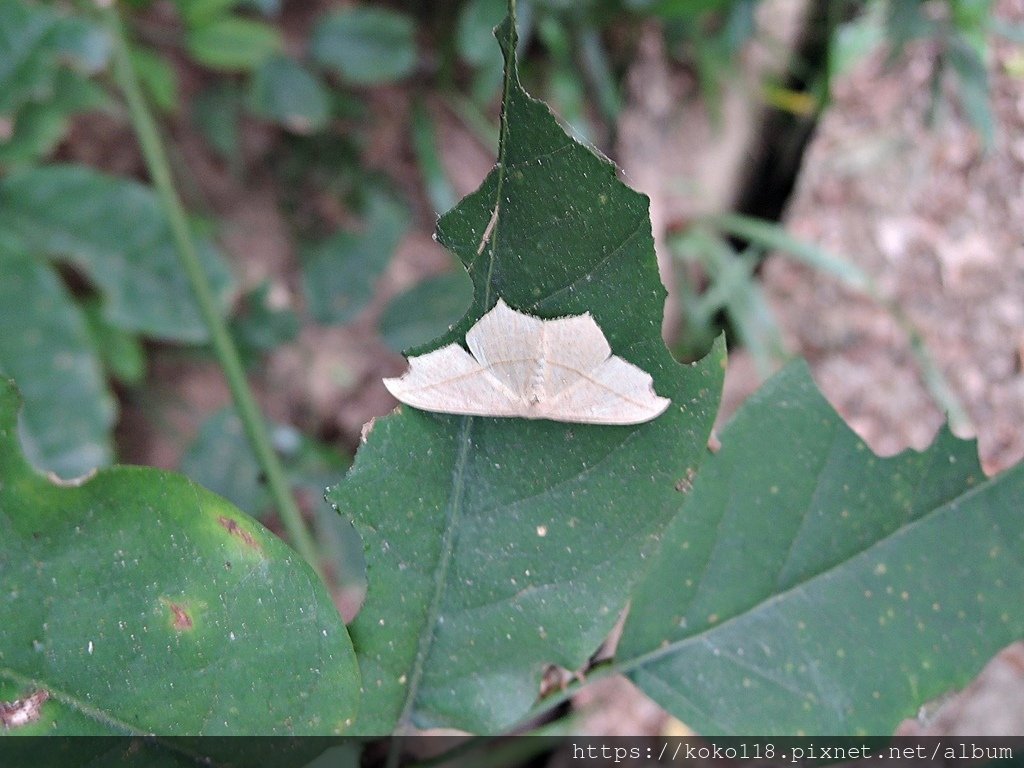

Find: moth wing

[464,299,544,400]
[537,355,670,425]
[537,313,612,401]
[383,344,522,417]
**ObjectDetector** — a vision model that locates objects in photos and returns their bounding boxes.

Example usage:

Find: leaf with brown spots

[218,515,263,552]
[161,599,195,632]
[0,379,359,734]
[0,690,48,730]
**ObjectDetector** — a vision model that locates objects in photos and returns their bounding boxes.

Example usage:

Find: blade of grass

[707,212,873,291]
[103,5,321,576]
[412,99,458,216]
[442,91,500,153]
[706,213,972,433]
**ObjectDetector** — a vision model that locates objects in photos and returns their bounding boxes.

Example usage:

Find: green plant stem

[103,6,322,576]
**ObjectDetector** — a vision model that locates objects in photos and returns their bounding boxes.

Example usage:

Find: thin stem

[103,5,322,576]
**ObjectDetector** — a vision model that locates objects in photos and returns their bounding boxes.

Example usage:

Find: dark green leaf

[0,3,54,113]
[884,0,933,59]
[302,192,409,325]
[181,407,349,524]
[327,17,724,734]
[0,246,114,479]
[81,298,146,385]
[457,0,507,66]
[671,229,786,377]
[0,69,108,167]
[48,14,111,74]
[411,101,458,216]
[619,362,1024,735]
[192,82,242,163]
[0,379,360,734]
[946,37,994,149]
[311,8,417,85]
[185,16,282,72]
[0,1,108,117]
[180,408,268,517]
[248,56,330,134]
[0,2,74,114]
[175,0,245,28]
[229,281,300,361]
[378,272,473,354]
[0,165,234,342]
[241,0,281,16]
[130,46,179,113]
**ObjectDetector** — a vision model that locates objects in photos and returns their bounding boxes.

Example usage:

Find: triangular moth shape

[382,299,670,425]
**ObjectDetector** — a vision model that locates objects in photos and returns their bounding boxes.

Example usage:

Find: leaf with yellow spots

[619,361,1024,735]
[0,379,359,735]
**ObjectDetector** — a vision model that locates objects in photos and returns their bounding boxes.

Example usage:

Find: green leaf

[378,272,473,354]
[411,101,458,216]
[302,192,409,326]
[0,2,109,117]
[130,45,179,114]
[0,0,110,160]
[619,362,1024,735]
[175,0,246,28]
[0,2,71,114]
[0,379,360,735]
[0,164,234,342]
[180,407,268,517]
[229,281,300,362]
[671,229,786,378]
[831,4,886,79]
[705,214,872,293]
[192,82,242,163]
[0,246,114,479]
[81,298,146,386]
[242,0,281,16]
[185,16,282,72]
[457,0,507,66]
[248,56,330,134]
[311,7,417,86]
[327,17,724,734]
[885,0,934,58]
[181,407,350,522]
[946,36,995,149]
[48,14,111,74]
[0,69,108,167]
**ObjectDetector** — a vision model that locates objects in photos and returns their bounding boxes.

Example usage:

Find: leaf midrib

[479,18,518,312]
[619,465,1016,677]
[393,416,475,732]
[0,666,147,735]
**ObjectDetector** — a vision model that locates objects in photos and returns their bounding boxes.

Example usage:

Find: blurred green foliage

[0,0,1009,478]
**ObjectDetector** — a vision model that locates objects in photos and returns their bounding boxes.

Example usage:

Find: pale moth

[383,299,670,425]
